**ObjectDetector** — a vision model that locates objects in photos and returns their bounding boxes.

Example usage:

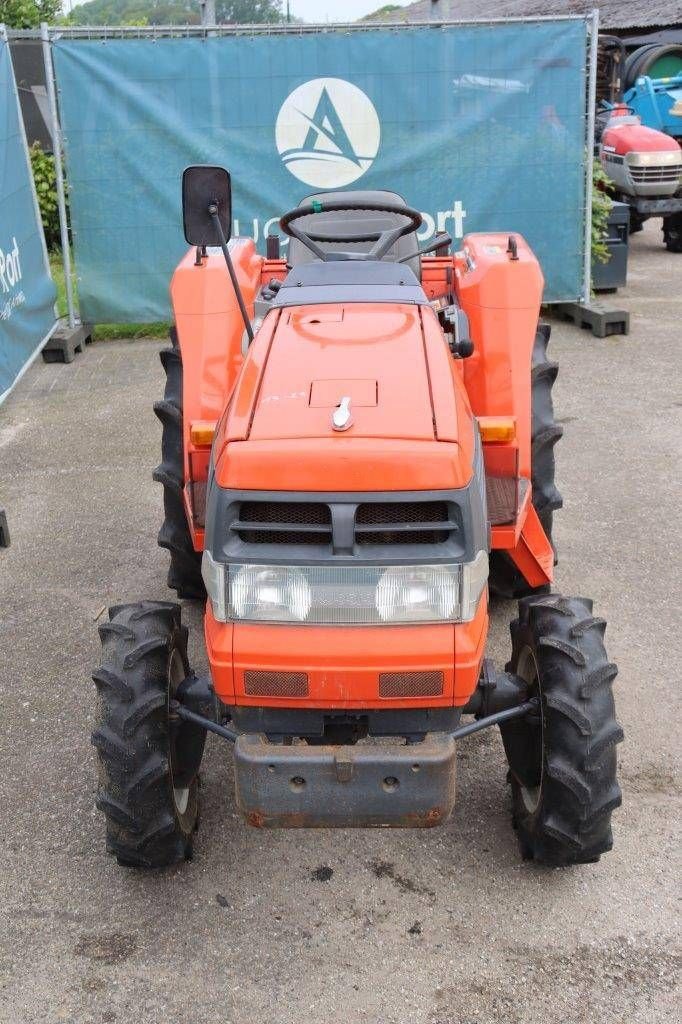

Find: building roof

[369,2,682,31]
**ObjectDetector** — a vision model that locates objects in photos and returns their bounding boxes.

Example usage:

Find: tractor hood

[213,301,474,491]
[246,304,437,442]
[602,120,681,157]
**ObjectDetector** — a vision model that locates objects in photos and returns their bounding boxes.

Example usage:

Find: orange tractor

[93,169,622,868]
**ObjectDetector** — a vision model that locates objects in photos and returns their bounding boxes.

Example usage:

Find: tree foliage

[215,0,282,21]
[65,0,283,25]
[0,0,62,28]
[361,4,404,20]
[29,142,62,250]
[592,160,614,266]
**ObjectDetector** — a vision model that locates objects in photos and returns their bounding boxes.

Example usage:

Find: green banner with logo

[53,20,589,322]
[0,33,56,402]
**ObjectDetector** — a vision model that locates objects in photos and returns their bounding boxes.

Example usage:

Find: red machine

[598,103,682,248]
[93,170,622,870]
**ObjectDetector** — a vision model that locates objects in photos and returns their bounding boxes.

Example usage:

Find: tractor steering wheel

[279,198,423,263]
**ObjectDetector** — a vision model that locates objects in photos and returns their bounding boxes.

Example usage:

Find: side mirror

[182,165,232,246]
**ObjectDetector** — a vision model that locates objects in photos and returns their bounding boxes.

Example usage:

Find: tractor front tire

[92,601,203,868]
[662,212,682,252]
[489,323,563,599]
[629,208,645,235]
[153,328,205,600]
[501,595,623,866]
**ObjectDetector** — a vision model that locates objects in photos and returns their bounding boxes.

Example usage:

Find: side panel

[170,239,263,548]
[455,233,543,481]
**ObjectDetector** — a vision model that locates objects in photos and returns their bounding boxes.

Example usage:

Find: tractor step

[507,503,554,588]
[554,300,630,338]
[42,319,93,364]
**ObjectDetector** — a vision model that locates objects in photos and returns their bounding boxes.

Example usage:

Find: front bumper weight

[631,197,682,215]
[234,732,456,829]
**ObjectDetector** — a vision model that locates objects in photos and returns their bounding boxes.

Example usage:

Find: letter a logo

[276,78,381,188]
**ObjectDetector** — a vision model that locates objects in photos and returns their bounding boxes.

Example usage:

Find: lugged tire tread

[120,692,167,735]
[123,637,169,669]
[531,366,559,391]
[546,758,592,804]
[581,662,618,698]
[153,465,183,493]
[155,333,205,600]
[532,425,563,449]
[542,816,583,852]
[95,794,141,833]
[108,603,140,621]
[489,323,563,598]
[98,621,135,642]
[501,594,622,866]
[93,601,200,869]
[570,617,607,638]
[545,693,592,735]
[126,754,169,798]
[585,722,626,769]
[526,595,576,617]
[92,666,134,703]
[153,399,182,426]
[129,601,179,624]
[537,636,587,666]
[91,724,131,761]
[581,785,623,826]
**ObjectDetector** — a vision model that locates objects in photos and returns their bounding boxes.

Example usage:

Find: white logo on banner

[0,236,25,322]
[0,237,22,294]
[275,78,381,188]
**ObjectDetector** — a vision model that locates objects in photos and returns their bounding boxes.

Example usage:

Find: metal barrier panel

[0,29,56,403]
[52,20,589,323]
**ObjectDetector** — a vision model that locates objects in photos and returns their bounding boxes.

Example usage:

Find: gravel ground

[0,220,679,1023]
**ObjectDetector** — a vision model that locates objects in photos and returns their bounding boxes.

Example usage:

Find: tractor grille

[629,165,681,185]
[355,501,452,545]
[232,499,456,549]
[244,670,309,697]
[379,671,444,698]
[234,501,332,545]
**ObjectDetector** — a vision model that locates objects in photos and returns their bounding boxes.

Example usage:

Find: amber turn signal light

[190,420,217,447]
[477,416,516,443]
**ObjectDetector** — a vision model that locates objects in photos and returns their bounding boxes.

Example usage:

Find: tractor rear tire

[663,212,682,253]
[489,324,563,598]
[501,594,622,866]
[153,328,205,600]
[92,601,204,868]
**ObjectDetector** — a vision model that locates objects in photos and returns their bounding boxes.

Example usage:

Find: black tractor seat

[286,189,422,278]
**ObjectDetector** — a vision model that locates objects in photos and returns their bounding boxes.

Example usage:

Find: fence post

[200,1,217,29]
[583,7,599,302]
[41,21,76,329]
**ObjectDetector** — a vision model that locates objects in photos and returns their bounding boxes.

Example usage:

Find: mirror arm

[209,205,254,344]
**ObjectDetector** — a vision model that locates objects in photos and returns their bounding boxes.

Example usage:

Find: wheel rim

[515,645,544,815]
[168,646,190,817]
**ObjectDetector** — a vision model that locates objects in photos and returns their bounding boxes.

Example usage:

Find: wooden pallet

[555,301,630,338]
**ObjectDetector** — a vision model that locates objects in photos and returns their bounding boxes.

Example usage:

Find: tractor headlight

[203,552,488,625]
[375,566,458,622]
[231,564,311,623]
